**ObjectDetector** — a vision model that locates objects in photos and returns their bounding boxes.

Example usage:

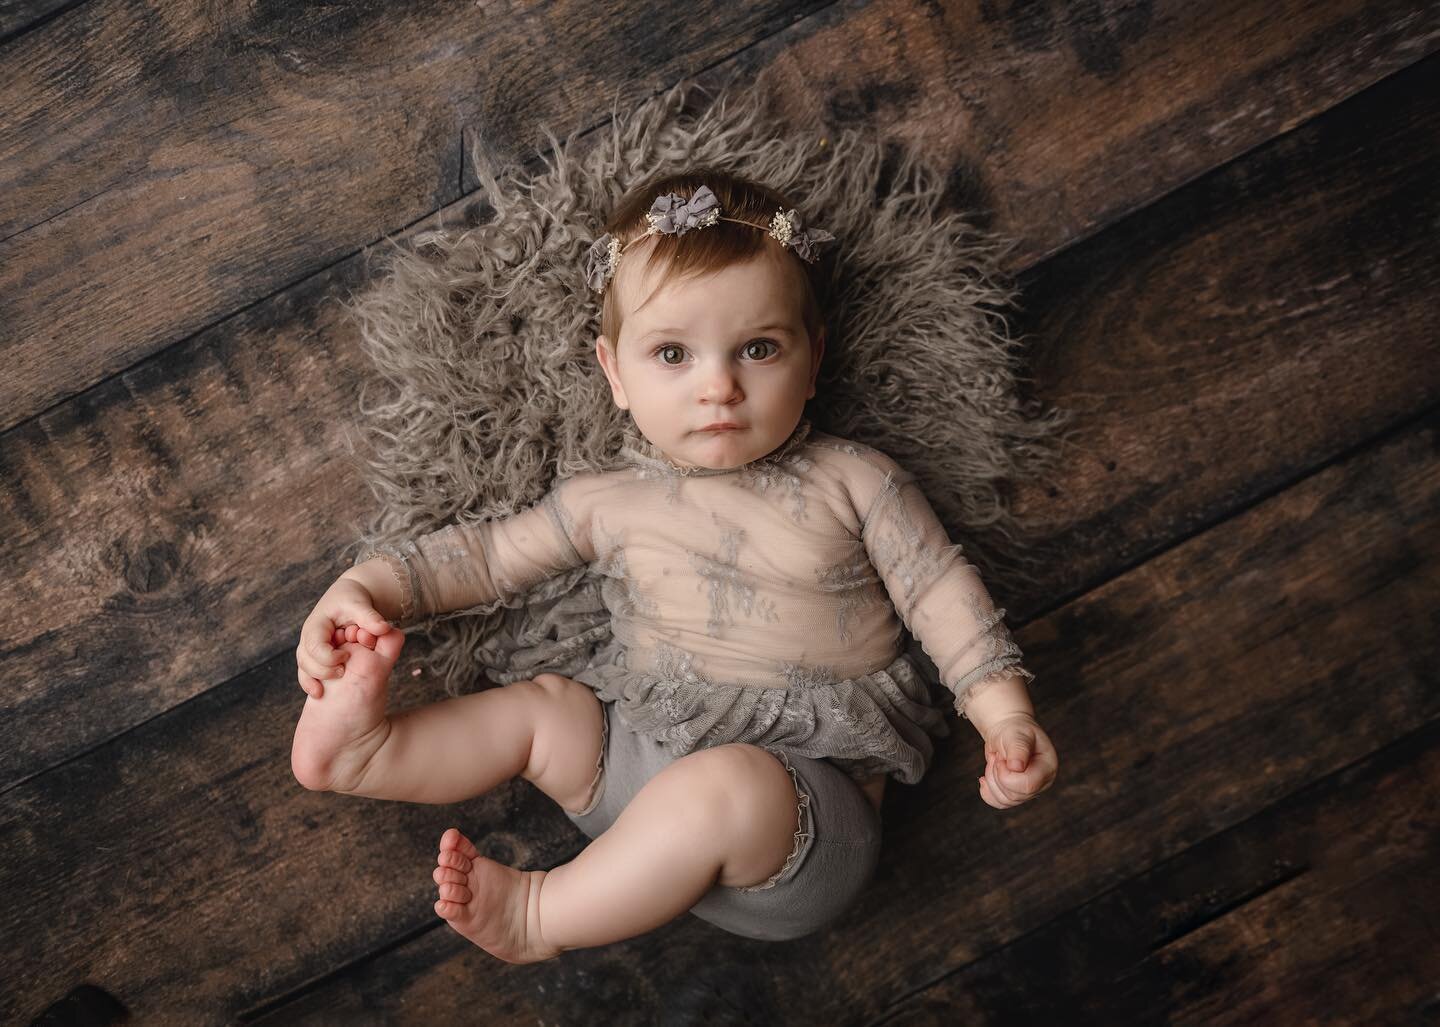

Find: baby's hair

[598,167,829,351]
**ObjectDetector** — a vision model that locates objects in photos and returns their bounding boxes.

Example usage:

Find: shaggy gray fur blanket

[338,75,1073,700]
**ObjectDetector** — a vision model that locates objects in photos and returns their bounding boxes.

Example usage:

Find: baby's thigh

[521,673,606,814]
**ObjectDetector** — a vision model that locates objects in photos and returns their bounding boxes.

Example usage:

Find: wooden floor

[3,1,1439,1023]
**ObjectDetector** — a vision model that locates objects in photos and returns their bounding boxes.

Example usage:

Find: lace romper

[367,418,1036,788]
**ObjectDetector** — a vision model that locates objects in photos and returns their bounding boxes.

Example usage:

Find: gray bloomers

[562,699,883,942]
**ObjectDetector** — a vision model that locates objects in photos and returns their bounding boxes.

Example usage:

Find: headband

[584,184,835,293]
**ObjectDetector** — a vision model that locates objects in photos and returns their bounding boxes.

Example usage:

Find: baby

[291,170,1058,963]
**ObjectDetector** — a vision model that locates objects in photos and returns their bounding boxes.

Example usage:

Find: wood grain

[868,720,1440,1025]
[2,0,1434,431]
[0,0,831,432]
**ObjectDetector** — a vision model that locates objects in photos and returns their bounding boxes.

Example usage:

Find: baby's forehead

[613,239,797,317]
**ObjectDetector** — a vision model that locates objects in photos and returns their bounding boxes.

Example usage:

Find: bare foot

[432,827,563,964]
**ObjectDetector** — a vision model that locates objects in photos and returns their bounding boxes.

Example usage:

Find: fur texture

[337,76,1075,698]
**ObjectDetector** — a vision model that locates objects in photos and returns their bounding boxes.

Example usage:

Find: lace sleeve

[353,478,591,629]
[859,469,1036,720]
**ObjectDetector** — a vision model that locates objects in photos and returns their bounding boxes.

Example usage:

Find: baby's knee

[666,744,798,825]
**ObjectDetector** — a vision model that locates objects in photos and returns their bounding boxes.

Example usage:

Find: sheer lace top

[365,419,1036,782]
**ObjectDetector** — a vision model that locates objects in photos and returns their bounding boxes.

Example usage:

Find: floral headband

[584,184,835,293]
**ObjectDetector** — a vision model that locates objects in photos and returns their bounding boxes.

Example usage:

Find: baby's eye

[652,339,779,365]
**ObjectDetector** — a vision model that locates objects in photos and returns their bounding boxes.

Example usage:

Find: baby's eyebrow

[638,324,794,341]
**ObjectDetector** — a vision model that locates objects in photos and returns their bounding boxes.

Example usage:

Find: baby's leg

[432,743,801,963]
[293,650,605,811]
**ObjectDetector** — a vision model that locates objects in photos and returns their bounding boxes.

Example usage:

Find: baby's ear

[594,334,630,410]
[807,327,826,398]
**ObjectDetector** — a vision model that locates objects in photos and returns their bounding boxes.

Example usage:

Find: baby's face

[595,241,824,470]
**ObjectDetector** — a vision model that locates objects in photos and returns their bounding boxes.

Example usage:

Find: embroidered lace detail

[730,452,811,523]
[814,549,883,644]
[688,520,779,638]
[732,747,813,892]
[780,661,840,689]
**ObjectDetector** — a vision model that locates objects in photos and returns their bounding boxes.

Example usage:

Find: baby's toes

[437,880,472,905]
[434,865,468,887]
[439,826,481,861]
[437,848,471,873]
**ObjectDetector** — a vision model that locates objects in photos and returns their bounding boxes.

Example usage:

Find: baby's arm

[855,464,1037,723]
[349,480,594,630]
[851,453,1056,805]
[956,673,1034,739]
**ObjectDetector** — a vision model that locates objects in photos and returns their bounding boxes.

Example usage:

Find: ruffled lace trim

[573,645,952,785]
[566,702,610,817]
[732,747,813,892]
[952,663,1038,721]
[355,543,418,627]
[619,418,813,477]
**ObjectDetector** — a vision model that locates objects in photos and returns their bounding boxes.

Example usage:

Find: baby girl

[290,170,1059,963]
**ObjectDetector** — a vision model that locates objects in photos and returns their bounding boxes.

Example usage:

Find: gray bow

[585,234,619,293]
[771,208,835,264]
[645,185,721,235]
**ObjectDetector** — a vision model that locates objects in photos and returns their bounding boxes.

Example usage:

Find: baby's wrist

[956,673,1036,740]
[340,556,407,626]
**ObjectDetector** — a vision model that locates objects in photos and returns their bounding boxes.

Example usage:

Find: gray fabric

[564,698,882,942]
[340,72,1076,702]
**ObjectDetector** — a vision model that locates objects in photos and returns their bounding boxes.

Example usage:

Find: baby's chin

[670,428,787,469]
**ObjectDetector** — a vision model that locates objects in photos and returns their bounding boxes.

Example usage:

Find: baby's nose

[699,366,742,401]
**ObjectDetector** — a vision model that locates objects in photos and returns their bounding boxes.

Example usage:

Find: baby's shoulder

[802,432,917,524]
[546,465,630,508]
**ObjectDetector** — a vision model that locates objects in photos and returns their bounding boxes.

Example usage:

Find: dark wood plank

[0,0,77,48]
[2,0,1435,431]
[866,722,1440,1025]
[5,378,1436,1022]
[1007,52,1440,600]
[0,0,830,432]
[5,36,1438,795]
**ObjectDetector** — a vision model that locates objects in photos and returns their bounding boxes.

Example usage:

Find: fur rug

[337,74,1074,699]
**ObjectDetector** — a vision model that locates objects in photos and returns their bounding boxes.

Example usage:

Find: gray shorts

[562,699,883,942]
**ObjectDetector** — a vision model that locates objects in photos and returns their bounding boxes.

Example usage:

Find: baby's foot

[432,827,562,964]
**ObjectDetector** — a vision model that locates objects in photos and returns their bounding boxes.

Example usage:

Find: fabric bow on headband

[585,184,835,293]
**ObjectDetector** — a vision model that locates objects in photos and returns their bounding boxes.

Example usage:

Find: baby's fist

[979,713,1058,810]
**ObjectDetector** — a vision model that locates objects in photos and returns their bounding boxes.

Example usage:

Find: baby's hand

[297,576,393,700]
[978,713,1058,810]
[331,623,381,651]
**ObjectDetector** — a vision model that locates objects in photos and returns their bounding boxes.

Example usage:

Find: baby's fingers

[296,628,345,684]
[297,665,325,700]
[980,755,1023,809]
[990,753,1057,804]
[334,623,378,650]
